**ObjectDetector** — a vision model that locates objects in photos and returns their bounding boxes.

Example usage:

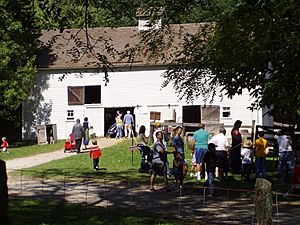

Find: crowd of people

[70,114,300,195]
[135,121,300,196]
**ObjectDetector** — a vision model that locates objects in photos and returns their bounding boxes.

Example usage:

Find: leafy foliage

[33,0,143,29]
[140,0,300,124]
[0,0,39,123]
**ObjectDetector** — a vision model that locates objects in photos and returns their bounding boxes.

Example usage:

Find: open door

[201,105,220,134]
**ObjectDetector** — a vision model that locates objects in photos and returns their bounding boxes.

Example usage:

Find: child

[172,151,183,191]
[255,131,268,178]
[89,140,102,171]
[190,152,197,177]
[203,143,217,196]
[241,139,254,181]
[89,126,95,139]
[1,137,9,153]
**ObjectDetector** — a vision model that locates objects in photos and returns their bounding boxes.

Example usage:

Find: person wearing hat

[241,138,254,182]
[123,110,134,138]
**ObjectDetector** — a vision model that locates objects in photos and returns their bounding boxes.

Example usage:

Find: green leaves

[159,0,300,124]
[0,0,38,122]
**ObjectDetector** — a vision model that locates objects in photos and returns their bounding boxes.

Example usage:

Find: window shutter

[68,86,84,105]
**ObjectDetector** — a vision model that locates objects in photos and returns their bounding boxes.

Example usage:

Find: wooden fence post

[0,160,9,225]
[254,178,273,225]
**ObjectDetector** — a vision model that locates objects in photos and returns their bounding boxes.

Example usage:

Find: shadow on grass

[9,198,196,225]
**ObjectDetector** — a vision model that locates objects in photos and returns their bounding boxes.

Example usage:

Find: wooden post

[251,120,256,144]
[254,178,273,225]
[0,160,9,225]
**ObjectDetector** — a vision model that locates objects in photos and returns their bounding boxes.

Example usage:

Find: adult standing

[209,127,230,181]
[172,126,188,186]
[191,123,210,180]
[152,122,170,176]
[123,110,134,138]
[150,131,170,191]
[72,119,84,154]
[277,129,294,185]
[231,120,243,174]
[83,117,89,149]
[137,125,148,146]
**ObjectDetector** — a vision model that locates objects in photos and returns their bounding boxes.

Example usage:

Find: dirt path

[5,137,122,171]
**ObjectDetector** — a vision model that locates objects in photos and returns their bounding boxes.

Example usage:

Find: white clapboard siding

[23,68,263,140]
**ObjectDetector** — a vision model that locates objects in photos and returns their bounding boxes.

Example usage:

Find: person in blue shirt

[191,123,210,180]
[172,126,188,188]
[123,111,134,138]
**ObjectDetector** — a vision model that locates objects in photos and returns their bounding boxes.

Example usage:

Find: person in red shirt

[89,140,102,171]
[1,137,9,153]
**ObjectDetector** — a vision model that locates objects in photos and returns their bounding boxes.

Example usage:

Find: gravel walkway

[5,137,122,171]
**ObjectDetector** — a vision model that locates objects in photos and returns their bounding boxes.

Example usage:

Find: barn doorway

[183,105,201,132]
[104,107,135,136]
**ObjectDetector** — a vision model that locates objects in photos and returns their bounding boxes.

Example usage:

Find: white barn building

[22,24,270,142]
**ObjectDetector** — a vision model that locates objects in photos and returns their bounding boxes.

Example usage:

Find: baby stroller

[64,133,76,153]
[106,123,117,138]
[138,145,152,173]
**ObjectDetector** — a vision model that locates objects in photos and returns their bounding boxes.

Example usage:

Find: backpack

[151,142,167,163]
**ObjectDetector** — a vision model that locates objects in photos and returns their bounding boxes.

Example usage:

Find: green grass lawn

[0,140,65,161]
[13,139,292,194]
[17,139,150,181]
[9,198,201,225]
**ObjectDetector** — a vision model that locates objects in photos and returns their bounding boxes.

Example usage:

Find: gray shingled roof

[36,23,205,69]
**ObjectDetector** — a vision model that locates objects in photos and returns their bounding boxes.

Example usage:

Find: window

[67,110,74,120]
[222,106,231,118]
[68,85,101,105]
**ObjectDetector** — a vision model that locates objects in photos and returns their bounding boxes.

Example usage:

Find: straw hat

[243,139,252,148]
[154,122,161,127]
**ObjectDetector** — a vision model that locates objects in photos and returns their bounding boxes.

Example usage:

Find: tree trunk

[0,160,9,225]
[254,178,273,225]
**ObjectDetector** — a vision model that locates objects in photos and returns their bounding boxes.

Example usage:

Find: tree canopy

[1,0,299,126]
[0,0,39,123]
[139,0,300,124]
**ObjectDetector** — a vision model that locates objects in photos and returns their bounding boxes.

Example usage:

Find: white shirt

[241,147,253,164]
[277,135,292,152]
[209,133,230,151]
